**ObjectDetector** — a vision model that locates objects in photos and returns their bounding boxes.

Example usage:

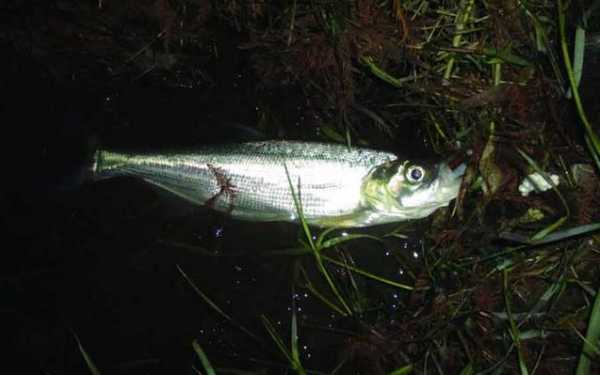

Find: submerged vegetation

[3,0,600,374]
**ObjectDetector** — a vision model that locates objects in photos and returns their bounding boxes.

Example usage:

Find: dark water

[2,78,427,374]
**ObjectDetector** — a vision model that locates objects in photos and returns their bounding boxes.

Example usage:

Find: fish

[91,140,465,227]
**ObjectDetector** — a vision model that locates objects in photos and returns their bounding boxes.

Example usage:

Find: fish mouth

[434,161,466,203]
[446,162,467,181]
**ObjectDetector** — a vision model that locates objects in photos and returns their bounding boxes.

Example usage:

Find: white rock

[519,173,560,196]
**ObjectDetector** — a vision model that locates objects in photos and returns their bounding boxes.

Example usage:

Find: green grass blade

[458,362,473,375]
[573,328,600,357]
[499,222,600,245]
[565,25,586,98]
[283,163,315,251]
[359,56,417,87]
[300,267,348,316]
[72,331,102,375]
[585,134,600,171]
[192,340,217,375]
[261,315,307,375]
[261,315,293,363]
[530,216,568,242]
[315,227,339,249]
[388,364,414,375]
[321,255,413,290]
[320,233,382,249]
[503,270,529,375]
[558,0,600,157]
[290,307,301,369]
[443,0,475,79]
[482,47,531,67]
[177,264,233,320]
[177,265,261,341]
[283,164,352,316]
[576,289,600,375]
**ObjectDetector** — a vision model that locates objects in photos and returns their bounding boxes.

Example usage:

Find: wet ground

[2,68,428,374]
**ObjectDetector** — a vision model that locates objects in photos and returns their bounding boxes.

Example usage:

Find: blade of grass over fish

[261,315,307,375]
[72,331,102,375]
[192,340,216,375]
[503,270,530,375]
[176,265,261,342]
[321,255,413,290]
[283,164,352,316]
[576,288,600,375]
[558,0,600,158]
[283,163,314,250]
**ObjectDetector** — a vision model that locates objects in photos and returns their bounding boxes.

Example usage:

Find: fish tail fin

[88,148,102,181]
[52,134,101,191]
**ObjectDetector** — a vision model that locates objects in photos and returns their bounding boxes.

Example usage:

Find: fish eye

[406,165,425,184]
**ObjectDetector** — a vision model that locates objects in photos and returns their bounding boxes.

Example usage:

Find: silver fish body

[92,141,464,227]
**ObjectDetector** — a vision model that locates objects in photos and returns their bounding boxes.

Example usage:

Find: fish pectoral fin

[312,209,377,228]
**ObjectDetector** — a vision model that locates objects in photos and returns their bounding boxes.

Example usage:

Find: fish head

[362,158,466,221]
